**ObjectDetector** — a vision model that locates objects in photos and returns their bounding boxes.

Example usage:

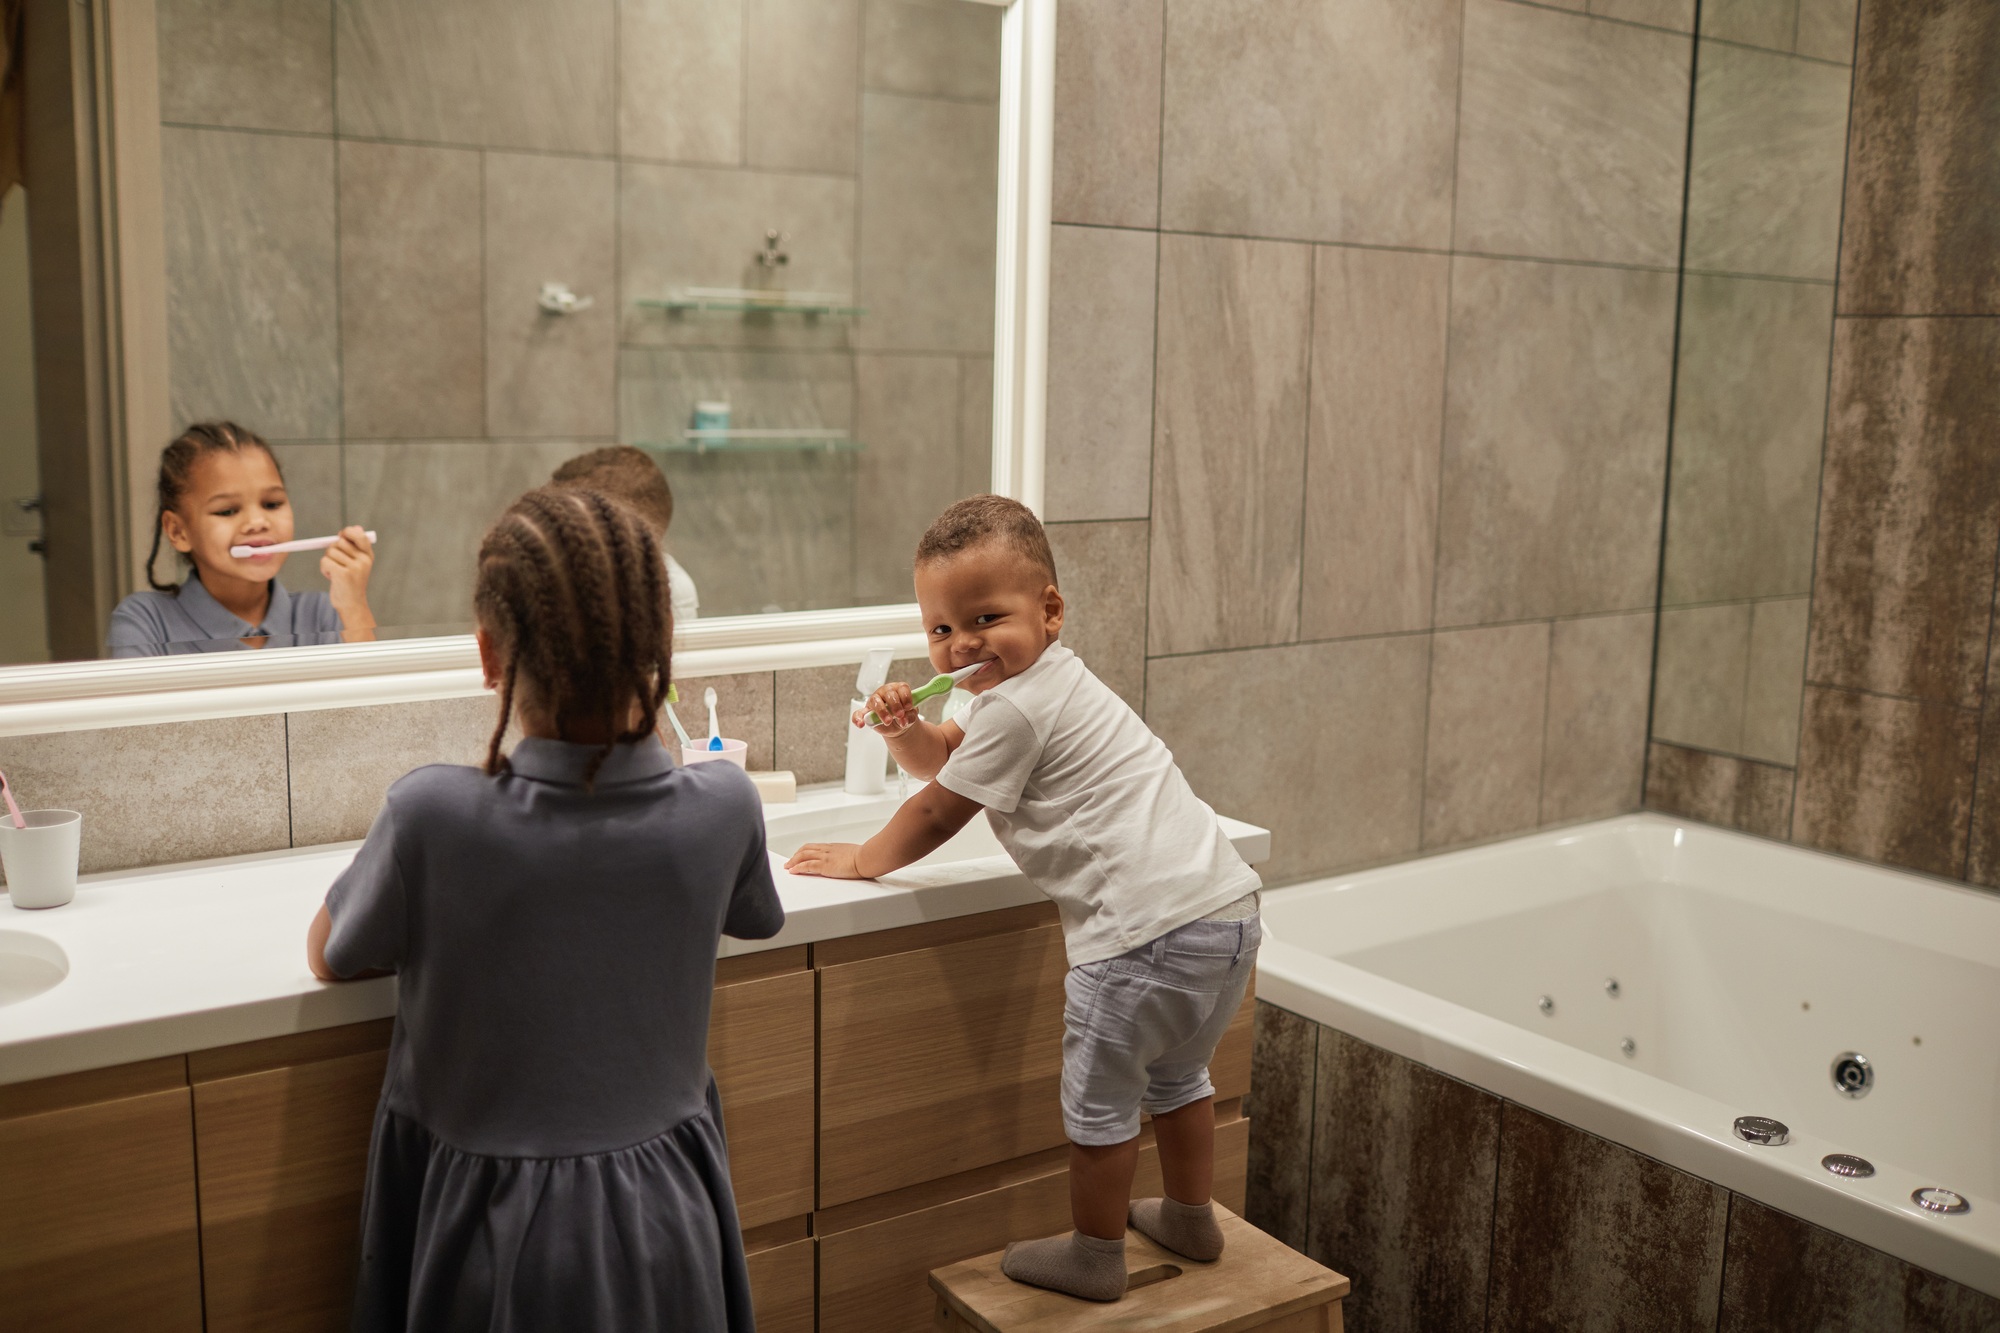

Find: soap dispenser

[844,648,895,796]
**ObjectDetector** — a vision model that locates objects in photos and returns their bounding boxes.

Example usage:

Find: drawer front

[710,966,816,1226]
[818,1115,1249,1333]
[745,1237,815,1333]
[819,923,1070,1208]
[0,1087,206,1333]
[193,1047,387,1333]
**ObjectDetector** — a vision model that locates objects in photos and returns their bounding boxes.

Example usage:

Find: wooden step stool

[928,1204,1349,1332]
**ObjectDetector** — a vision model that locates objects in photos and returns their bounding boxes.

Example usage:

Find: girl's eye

[212,507,238,518]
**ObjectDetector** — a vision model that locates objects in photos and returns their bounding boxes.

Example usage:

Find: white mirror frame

[0,0,1054,738]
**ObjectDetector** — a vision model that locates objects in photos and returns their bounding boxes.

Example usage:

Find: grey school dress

[322,735,785,1333]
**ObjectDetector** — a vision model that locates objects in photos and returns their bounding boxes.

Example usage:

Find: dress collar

[178,573,290,640]
[504,734,678,786]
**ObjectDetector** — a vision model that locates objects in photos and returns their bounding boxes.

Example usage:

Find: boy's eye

[930,624,951,637]
[976,614,998,625]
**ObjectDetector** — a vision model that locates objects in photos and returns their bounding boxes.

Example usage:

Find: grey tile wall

[852,354,967,603]
[269,444,342,596]
[862,0,1004,102]
[157,0,334,134]
[1044,225,1157,523]
[1542,612,1654,823]
[1793,685,1979,879]
[747,0,862,175]
[1243,1002,1315,1253]
[1645,741,1796,839]
[619,0,743,165]
[1045,521,1149,713]
[1423,622,1550,849]
[286,697,497,845]
[1050,0,1162,229]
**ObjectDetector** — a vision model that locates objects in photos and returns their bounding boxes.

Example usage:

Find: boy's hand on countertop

[857,682,919,735]
[785,842,868,879]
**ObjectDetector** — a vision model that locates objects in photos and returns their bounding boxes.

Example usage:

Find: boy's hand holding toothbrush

[855,681,920,736]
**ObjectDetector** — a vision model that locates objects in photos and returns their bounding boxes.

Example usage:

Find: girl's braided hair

[473,486,674,788]
[145,421,283,593]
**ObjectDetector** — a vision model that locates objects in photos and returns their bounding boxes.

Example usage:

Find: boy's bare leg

[1001,1137,1137,1301]
[1129,1096,1226,1261]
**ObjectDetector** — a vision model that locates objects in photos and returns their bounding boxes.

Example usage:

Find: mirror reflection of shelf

[637,287,865,318]
[639,429,863,455]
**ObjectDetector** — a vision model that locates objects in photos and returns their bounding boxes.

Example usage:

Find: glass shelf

[638,429,863,455]
[636,287,865,318]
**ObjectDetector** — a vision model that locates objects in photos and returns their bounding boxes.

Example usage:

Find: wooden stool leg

[934,1294,978,1331]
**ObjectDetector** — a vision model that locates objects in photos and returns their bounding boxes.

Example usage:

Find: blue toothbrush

[704,686,723,751]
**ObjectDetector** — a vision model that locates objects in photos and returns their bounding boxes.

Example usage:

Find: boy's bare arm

[881,718,964,781]
[784,781,982,879]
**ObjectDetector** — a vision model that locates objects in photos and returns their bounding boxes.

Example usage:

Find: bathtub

[1255,813,2000,1299]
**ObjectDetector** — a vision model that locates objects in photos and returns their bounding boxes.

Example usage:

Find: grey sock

[1128,1196,1225,1262]
[1000,1229,1128,1302]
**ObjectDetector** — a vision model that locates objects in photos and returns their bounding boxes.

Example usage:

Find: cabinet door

[745,1236,815,1333]
[192,1039,388,1333]
[710,954,816,1228]
[0,1078,205,1333]
[819,919,1070,1207]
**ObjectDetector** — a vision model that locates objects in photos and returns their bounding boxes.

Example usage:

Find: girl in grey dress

[307,486,784,1331]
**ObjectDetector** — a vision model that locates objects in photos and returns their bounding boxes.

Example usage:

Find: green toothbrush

[862,660,991,727]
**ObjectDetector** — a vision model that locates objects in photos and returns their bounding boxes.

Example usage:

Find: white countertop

[0,783,1270,1087]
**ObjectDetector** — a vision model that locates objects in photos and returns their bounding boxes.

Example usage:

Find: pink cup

[681,739,749,770]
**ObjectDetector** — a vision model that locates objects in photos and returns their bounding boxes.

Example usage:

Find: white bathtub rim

[1256,940,2000,1300]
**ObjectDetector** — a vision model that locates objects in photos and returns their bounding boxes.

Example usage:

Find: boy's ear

[161,509,193,554]
[1043,583,1064,637]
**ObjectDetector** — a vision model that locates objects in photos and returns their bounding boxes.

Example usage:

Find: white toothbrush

[704,687,722,751]
[230,531,376,558]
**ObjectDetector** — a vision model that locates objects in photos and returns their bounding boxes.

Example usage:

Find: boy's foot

[1129,1196,1225,1262]
[1000,1230,1128,1302]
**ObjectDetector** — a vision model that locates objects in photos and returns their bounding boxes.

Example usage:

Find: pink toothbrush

[231,531,377,559]
[0,769,25,830]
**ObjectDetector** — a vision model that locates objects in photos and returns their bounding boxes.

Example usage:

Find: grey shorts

[1060,913,1261,1146]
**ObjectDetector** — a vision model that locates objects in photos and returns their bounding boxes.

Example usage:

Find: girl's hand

[322,526,378,639]
[856,682,918,735]
[784,842,869,879]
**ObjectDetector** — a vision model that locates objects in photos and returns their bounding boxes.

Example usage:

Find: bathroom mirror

[1648,15,1851,768]
[0,0,1051,726]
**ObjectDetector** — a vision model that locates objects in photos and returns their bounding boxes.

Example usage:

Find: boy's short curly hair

[915,494,1058,585]
[551,446,674,536]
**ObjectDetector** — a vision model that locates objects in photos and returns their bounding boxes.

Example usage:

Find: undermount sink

[766,793,1011,870]
[0,929,69,1008]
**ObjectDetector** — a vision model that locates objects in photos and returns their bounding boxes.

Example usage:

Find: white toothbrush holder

[682,739,749,769]
[0,810,82,910]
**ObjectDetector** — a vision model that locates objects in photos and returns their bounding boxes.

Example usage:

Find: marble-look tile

[1741,596,1809,764]
[268,443,342,596]
[1044,225,1156,523]
[617,162,857,349]
[1590,0,1695,32]
[1147,234,1310,656]
[341,441,590,632]
[157,0,333,133]
[1423,622,1550,849]
[1973,616,2000,891]
[286,696,496,846]
[771,655,930,785]
[861,0,1002,101]
[1660,274,1834,605]
[1160,0,1459,249]
[1806,318,2000,708]
[1147,636,1430,885]
[672,672,776,771]
[1308,1026,1501,1333]
[338,142,483,439]
[1793,0,1858,64]
[1839,2,2000,315]
[1434,257,1677,626]
[747,0,860,174]
[1652,603,1752,755]
[1645,741,1795,839]
[0,719,290,881]
[1244,1002,1316,1254]
[656,450,858,616]
[1051,0,1162,229]
[854,93,998,355]
[1793,685,1979,878]
[484,153,617,439]
[1300,247,1447,641]
[162,127,338,441]
[1488,1104,1729,1333]
[620,0,743,166]
[1685,41,1851,282]
[958,358,993,496]
[1541,611,1654,824]
[1702,0,1798,51]
[1045,521,1148,712]
[853,354,964,604]
[336,0,614,153]
[1718,1195,2000,1331]
[1454,1,1691,268]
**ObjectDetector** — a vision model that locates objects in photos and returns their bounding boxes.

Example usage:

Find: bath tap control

[1822,1154,1874,1178]
[1537,995,1554,1016]
[1913,1188,1969,1216]
[1832,1051,1872,1099]
[1734,1116,1789,1146]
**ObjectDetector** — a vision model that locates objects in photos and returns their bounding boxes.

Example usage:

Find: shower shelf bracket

[638,430,863,456]
[638,288,865,318]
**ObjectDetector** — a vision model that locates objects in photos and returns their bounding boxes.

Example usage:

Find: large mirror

[2,0,1039,674]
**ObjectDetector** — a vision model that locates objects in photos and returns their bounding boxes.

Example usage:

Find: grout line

[1137,0,1170,692]
[1497,0,1699,40]
[1481,1098,1505,1328]
[1797,678,1981,713]
[186,1071,213,1326]
[1654,737,1797,771]
[1712,1193,1736,1333]
[1293,247,1316,644]
[1536,619,1555,823]
[282,712,295,847]
[478,151,489,440]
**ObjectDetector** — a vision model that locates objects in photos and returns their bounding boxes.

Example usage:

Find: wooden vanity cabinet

[0,1059,205,1333]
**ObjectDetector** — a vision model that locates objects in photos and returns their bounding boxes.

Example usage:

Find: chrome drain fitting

[1832,1051,1873,1099]
[1823,1154,1874,1178]
[1913,1188,1970,1216]
[1734,1116,1789,1146]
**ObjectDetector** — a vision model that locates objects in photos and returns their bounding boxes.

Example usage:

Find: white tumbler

[0,810,82,910]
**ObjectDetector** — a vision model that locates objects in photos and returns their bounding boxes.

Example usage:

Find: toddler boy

[550,445,700,623]
[785,495,1261,1302]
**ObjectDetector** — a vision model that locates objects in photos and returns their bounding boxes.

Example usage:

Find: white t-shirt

[665,552,699,623]
[935,640,1261,966]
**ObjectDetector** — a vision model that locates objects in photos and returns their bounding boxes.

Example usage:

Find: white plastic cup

[682,739,749,770]
[0,811,83,910]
